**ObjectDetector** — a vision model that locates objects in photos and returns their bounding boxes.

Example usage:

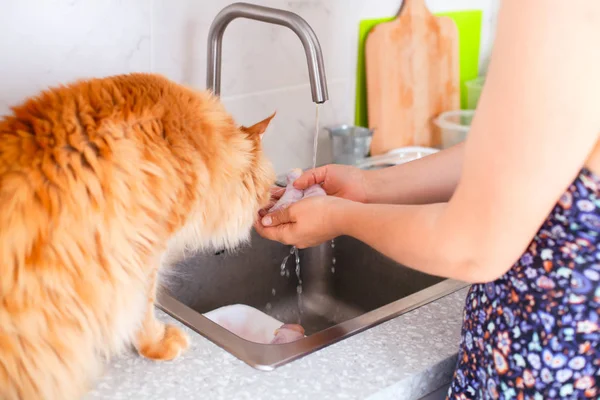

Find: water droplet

[294,248,301,284]
[331,267,335,273]
[332,257,336,265]
[266,302,272,310]
[271,288,276,296]
[280,246,303,298]
[281,254,290,270]
[331,239,335,248]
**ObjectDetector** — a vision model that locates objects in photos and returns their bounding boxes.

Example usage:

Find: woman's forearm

[332,199,498,284]
[363,142,465,205]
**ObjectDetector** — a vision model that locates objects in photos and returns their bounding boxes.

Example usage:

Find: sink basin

[157,232,467,370]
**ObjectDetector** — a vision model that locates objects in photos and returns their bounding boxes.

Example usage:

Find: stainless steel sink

[157,233,468,370]
[158,1,467,370]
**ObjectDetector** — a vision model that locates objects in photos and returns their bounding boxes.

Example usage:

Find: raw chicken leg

[302,184,326,198]
[269,168,326,212]
[269,168,304,212]
[270,324,306,344]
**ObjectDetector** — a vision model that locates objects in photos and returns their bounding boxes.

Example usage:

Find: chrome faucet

[206,2,329,104]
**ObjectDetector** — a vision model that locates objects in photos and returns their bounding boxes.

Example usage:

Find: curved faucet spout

[207,2,329,104]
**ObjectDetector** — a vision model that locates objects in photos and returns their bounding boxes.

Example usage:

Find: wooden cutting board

[365,0,460,154]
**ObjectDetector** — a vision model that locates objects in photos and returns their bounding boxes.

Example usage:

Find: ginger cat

[0,73,276,399]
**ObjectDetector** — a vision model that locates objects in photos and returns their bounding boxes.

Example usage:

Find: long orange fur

[0,73,276,399]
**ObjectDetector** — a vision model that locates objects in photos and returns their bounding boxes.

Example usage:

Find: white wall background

[0,0,500,174]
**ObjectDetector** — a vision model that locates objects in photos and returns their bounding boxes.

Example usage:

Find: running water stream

[312,104,320,170]
[276,104,329,323]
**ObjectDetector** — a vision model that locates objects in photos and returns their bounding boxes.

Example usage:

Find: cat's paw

[137,324,189,361]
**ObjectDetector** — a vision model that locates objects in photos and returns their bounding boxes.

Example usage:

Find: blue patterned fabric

[447,168,600,399]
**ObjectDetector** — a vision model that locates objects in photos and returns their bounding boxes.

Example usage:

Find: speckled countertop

[86,288,469,400]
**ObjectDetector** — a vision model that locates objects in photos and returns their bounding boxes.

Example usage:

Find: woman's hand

[258,164,367,219]
[293,165,369,203]
[259,186,287,218]
[254,196,349,249]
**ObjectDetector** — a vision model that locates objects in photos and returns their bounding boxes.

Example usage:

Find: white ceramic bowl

[354,146,439,170]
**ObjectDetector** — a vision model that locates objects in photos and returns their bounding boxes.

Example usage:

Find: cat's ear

[241,112,276,140]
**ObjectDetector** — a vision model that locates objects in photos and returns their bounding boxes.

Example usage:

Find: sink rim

[157,278,469,370]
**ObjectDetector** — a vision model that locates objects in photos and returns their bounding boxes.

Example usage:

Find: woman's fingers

[270,186,286,200]
[254,217,291,245]
[259,186,287,217]
[261,206,294,227]
[293,166,328,190]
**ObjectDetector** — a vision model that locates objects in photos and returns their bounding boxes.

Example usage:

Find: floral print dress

[447,168,600,399]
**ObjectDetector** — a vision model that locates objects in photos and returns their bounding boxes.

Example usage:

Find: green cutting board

[354,10,482,127]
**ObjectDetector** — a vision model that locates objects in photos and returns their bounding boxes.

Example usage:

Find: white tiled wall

[0,0,152,112]
[0,0,499,173]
